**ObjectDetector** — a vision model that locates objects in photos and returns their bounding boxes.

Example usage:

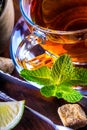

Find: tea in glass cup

[18,0,87,70]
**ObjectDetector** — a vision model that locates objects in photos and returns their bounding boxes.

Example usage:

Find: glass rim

[20,0,87,35]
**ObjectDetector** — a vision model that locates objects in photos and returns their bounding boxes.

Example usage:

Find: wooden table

[0,1,87,130]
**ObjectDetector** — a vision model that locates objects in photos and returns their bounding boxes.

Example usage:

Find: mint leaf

[41,83,83,103]
[40,85,56,97]
[51,54,74,84]
[64,67,87,86]
[73,67,87,85]
[62,89,82,103]
[20,66,54,86]
[56,84,83,103]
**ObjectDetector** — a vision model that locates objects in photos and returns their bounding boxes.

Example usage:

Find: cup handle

[26,30,46,45]
[20,30,57,60]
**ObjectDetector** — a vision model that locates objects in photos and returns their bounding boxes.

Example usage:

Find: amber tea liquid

[29,0,87,64]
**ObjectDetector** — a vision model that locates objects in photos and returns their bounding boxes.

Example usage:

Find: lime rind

[0,100,25,130]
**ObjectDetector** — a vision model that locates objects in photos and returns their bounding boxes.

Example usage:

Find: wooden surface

[0,1,87,130]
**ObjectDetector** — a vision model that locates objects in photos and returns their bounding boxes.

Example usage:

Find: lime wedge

[0,100,25,130]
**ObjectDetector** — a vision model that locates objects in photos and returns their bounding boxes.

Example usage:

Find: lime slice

[0,100,25,130]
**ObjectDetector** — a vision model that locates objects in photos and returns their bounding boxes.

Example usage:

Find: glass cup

[18,0,87,69]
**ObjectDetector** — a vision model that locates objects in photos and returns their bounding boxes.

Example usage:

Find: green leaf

[20,66,53,86]
[40,85,56,97]
[73,67,87,85]
[51,54,74,84]
[64,67,87,86]
[62,89,83,103]
[56,84,83,103]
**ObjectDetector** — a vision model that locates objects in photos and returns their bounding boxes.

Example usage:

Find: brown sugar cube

[0,57,14,74]
[58,104,87,129]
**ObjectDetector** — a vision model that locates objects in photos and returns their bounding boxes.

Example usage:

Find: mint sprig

[20,54,87,103]
[40,83,82,103]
